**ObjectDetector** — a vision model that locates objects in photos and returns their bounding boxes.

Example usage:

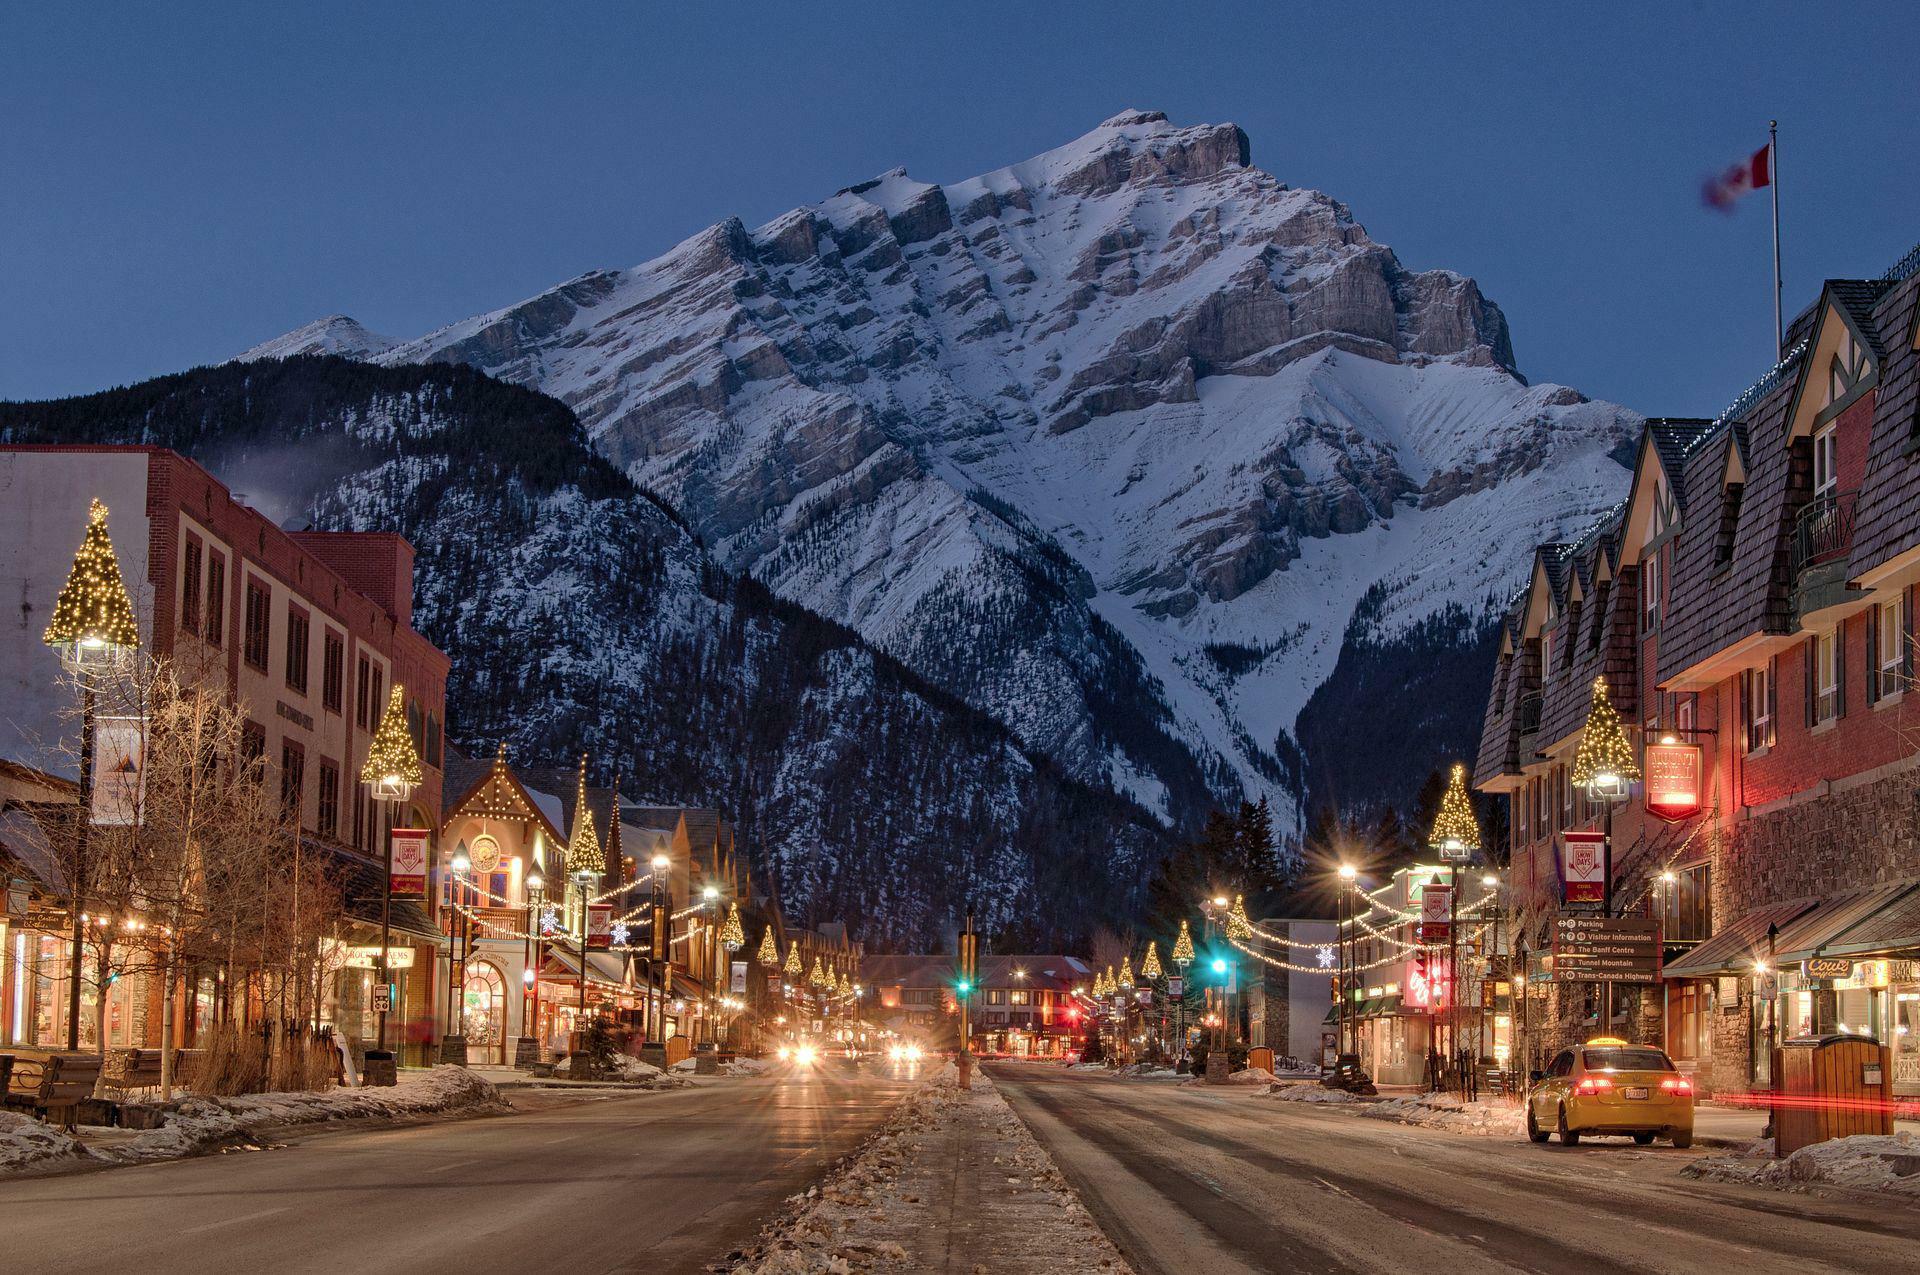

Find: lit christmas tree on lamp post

[1571,675,1640,1026]
[1427,762,1483,1098]
[359,683,421,1071]
[42,498,141,1052]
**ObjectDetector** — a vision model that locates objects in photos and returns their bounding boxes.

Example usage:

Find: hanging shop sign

[586,904,614,950]
[91,717,147,826]
[1552,916,1661,984]
[389,829,430,894]
[1560,831,1607,905]
[468,833,503,874]
[1644,743,1703,821]
[1802,956,1853,981]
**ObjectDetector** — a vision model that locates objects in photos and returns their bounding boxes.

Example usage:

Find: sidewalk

[726,1067,1129,1274]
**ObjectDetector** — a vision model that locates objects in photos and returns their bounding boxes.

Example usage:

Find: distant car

[1527,1037,1694,1148]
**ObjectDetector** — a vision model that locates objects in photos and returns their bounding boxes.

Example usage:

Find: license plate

[1623,1086,1649,1100]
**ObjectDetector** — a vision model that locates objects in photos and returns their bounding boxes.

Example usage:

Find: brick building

[0,445,449,1063]
[1473,245,1920,1096]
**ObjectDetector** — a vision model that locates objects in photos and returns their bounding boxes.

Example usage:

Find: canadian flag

[1703,143,1772,211]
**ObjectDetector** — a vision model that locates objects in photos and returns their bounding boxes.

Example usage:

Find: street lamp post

[523,865,543,1062]
[1428,762,1483,1099]
[42,498,141,1053]
[359,684,422,1080]
[1572,677,1639,1033]
[1336,864,1358,1072]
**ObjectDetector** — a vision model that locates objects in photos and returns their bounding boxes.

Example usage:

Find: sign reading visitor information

[1644,743,1703,821]
[1560,831,1606,904]
[389,829,430,894]
[1552,916,1661,984]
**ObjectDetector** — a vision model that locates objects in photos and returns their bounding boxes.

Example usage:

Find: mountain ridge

[243,110,1639,829]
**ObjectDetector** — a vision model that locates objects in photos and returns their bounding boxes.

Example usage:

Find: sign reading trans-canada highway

[1552,916,1662,984]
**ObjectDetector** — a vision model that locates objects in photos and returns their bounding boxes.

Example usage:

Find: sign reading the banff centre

[1553,916,1662,985]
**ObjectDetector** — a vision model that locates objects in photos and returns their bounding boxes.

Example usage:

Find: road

[0,1065,914,1275]
[990,1062,1920,1275]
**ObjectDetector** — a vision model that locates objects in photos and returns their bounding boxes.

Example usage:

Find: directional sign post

[1552,916,1662,985]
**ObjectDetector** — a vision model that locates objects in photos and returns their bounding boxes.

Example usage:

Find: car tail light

[1574,1076,1613,1095]
[1661,1077,1693,1095]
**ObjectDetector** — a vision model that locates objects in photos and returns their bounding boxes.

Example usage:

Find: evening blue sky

[4,2,1915,416]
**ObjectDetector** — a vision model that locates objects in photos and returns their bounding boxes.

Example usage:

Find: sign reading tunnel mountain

[1552,916,1662,985]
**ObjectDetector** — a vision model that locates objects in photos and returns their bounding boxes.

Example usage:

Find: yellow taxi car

[1526,1037,1694,1148]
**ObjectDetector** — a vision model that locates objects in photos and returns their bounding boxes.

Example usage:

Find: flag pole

[1770,120,1782,361]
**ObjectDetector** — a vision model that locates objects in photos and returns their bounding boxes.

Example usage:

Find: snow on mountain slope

[237,315,397,361]
[245,110,1637,827]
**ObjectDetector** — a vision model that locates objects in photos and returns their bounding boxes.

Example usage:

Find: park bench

[3,1049,106,1127]
[103,1047,166,1098]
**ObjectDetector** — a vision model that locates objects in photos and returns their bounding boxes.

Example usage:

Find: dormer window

[1812,423,1838,497]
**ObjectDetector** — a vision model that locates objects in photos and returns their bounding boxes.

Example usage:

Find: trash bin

[1774,1033,1893,1156]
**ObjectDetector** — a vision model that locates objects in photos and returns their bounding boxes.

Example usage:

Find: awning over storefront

[1806,881,1920,959]
[541,946,630,988]
[1771,883,1915,964]
[1664,899,1815,978]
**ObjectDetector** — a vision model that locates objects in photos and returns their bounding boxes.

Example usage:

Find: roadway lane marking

[180,1206,288,1235]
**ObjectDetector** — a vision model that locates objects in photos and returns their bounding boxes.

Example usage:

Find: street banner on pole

[586,904,613,950]
[1560,831,1607,904]
[389,829,429,894]
[1419,881,1452,943]
[91,717,146,825]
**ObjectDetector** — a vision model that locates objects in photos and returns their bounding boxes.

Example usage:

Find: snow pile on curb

[609,1056,694,1088]
[1355,1092,1526,1137]
[1266,1082,1361,1103]
[1,1066,506,1174]
[0,1111,96,1174]
[726,1068,1131,1274]
[1182,1067,1278,1088]
[1685,1133,1920,1196]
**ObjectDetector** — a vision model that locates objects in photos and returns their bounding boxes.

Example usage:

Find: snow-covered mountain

[0,359,1163,949]
[243,110,1638,827]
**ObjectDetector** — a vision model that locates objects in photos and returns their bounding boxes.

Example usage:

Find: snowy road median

[724,1064,1131,1274]
[0,1065,505,1176]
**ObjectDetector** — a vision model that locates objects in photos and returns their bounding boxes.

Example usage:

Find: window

[240,720,266,773]
[355,653,372,728]
[1810,631,1839,724]
[1812,424,1838,497]
[243,578,271,671]
[1872,601,1904,701]
[317,760,340,837]
[285,606,310,694]
[204,552,226,647]
[322,632,345,713]
[181,539,203,635]
[280,740,305,815]
[1642,551,1661,633]
[1658,863,1712,942]
[1745,663,1775,751]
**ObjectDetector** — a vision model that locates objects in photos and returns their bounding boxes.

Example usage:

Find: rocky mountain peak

[242,112,1636,829]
